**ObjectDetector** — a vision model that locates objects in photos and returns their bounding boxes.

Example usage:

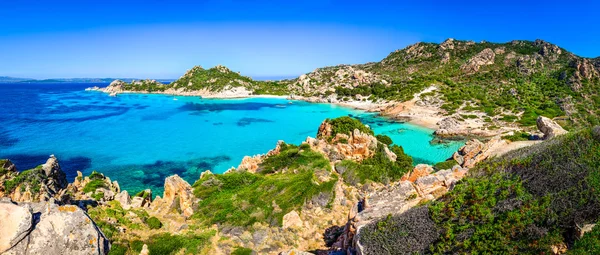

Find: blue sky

[0,0,598,79]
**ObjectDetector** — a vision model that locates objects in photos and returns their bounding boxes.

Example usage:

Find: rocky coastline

[0,115,571,254]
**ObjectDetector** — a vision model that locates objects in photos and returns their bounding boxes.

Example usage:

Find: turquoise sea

[1,83,464,194]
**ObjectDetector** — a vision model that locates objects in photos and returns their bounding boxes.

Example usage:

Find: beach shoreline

[87,87,442,132]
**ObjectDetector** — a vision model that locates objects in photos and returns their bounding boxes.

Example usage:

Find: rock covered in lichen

[0,199,109,255]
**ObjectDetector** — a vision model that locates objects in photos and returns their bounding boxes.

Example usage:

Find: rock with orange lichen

[0,199,109,255]
[401,164,433,182]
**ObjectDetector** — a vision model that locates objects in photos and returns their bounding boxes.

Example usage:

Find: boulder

[401,164,433,182]
[1,200,109,255]
[282,210,303,229]
[115,190,132,210]
[130,189,152,208]
[0,201,32,253]
[453,138,507,168]
[536,116,567,140]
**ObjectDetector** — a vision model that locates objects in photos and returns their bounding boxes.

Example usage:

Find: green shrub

[231,247,253,255]
[89,170,104,180]
[433,159,457,170]
[325,116,373,138]
[375,134,393,145]
[361,127,600,254]
[144,231,215,255]
[107,244,128,255]
[3,166,44,193]
[83,179,106,193]
[135,190,150,199]
[146,217,162,229]
[501,131,531,141]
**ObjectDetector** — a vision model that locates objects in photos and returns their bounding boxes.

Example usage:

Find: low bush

[433,159,457,170]
[501,131,531,141]
[375,134,393,145]
[146,216,162,229]
[144,231,215,255]
[231,247,253,255]
[326,116,373,138]
[83,179,106,193]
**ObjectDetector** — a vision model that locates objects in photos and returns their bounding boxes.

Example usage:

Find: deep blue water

[1,83,464,194]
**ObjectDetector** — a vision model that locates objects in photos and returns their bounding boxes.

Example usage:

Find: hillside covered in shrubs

[358,126,600,254]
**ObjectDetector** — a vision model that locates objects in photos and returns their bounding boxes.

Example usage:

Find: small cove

[1,83,464,194]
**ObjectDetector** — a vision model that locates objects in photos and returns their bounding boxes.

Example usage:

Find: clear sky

[1,0,598,79]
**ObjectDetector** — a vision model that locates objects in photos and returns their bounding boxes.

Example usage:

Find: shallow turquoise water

[1,83,464,194]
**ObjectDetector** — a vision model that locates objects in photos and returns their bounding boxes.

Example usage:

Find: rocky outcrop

[3,155,70,203]
[1,159,17,173]
[453,138,508,168]
[150,175,196,218]
[0,160,18,197]
[335,162,469,254]
[308,120,380,162]
[68,171,121,204]
[461,48,495,73]
[536,116,568,140]
[0,199,109,255]
[289,65,384,96]
[433,117,498,138]
[101,79,127,93]
[42,156,68,190]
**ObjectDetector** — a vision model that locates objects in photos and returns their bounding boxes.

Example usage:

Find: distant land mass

[0,77,175,84]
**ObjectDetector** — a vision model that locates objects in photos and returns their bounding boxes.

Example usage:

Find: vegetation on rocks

[258,143,330,174]
[3,165,44,193]
[192,143,337,227]
[326,116,374,138]
[117,65,289,95]
[336,144,412,185]
[88,201,157,239]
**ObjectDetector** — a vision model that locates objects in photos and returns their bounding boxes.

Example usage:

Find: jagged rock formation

[68,170,121,204]
[0,199,109,255]
[150,174,196,218]
[0,155,70,203]
[537,116,568,139]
